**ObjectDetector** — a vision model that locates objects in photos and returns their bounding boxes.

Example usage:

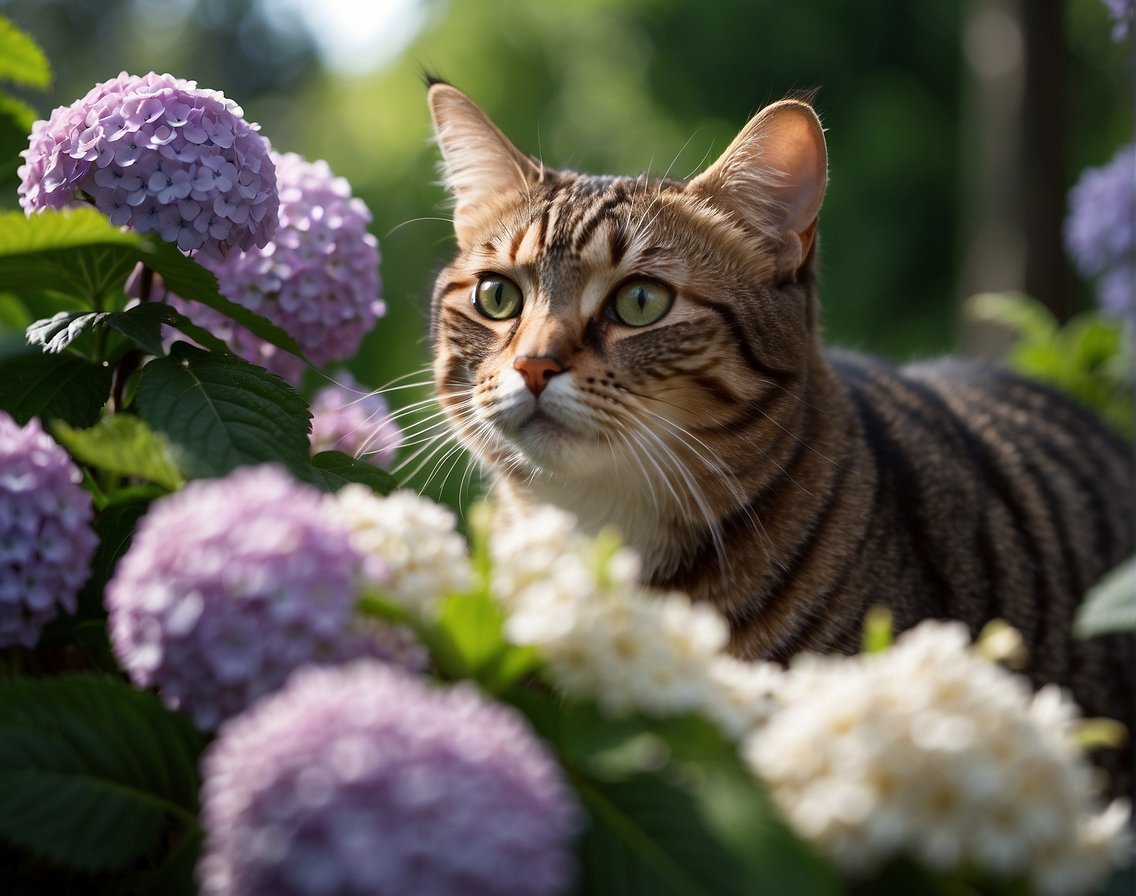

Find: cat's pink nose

[514,356,563,397]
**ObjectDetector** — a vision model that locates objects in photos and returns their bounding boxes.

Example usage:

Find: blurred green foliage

[0,0,1130,505]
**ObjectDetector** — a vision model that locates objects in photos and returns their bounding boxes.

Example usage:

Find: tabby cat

[425,81,1135,761]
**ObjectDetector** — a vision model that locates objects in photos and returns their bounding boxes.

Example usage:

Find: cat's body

[426,83,1135,762]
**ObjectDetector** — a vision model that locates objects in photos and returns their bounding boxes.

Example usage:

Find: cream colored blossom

[489,503,780,737]
[335,487,472,616]
[745,619,1131,893]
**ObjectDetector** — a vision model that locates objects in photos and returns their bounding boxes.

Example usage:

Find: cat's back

[829,349,1134,726]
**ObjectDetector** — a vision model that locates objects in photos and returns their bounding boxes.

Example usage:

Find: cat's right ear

[428,82,541,247]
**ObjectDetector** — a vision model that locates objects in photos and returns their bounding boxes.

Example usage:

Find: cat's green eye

[610,278,674,327]
[473,275,523,320]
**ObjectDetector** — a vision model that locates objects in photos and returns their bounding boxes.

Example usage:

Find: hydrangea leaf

[0,208,149,305]
[0,352,111,426]
[434,589,531,687]
[143,240,306,360]
[0,16,51,89]
[522,700,838,896]
[308,449,396,494]
[1074,555,1136,638]
[26,310,109,353]
[136,342,311,479]
[0,674,204,873]
[53,416,185,491]
[105,301,230,358]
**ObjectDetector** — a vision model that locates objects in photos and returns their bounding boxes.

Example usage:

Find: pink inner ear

[754,104,828,237]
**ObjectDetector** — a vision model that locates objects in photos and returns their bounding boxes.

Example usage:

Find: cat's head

[427,82,827,547]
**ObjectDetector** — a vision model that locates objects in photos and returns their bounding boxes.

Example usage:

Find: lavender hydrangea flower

[1065,144,1135,317]
[0,412,97,647]
[309,373,403,466]
[1102,0,1135,39]
[199,660,580,896]
[166,151,384,383]
[18,72,278,257]
[106,465,415,729]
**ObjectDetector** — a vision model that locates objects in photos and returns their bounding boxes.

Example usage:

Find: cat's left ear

[688,99,827,278]
[428,82,542,248]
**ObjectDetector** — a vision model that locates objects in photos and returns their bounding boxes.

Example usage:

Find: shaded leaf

[145,239,306,360]
[26,310,108,353]
[53,415,184,491]
[0,16,51,89]
[0,352,111,426]
[136,342,310,479]
[74,491,157,619]
[0,675,204,873]
[1075,556,1136,638]
[308,449,396,493]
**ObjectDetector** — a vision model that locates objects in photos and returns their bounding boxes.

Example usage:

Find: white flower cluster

[489,504,779,738]
[334,486,473,617]
[745,620,1131,895]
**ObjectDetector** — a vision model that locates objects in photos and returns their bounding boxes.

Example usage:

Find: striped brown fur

[426,84,1135,777]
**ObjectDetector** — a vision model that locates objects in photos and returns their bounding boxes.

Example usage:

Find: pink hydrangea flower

[309,373,403,466]
[106,465,417,729]
[199,660,581,896]
[166,151,384,383]
[18,71,278,257]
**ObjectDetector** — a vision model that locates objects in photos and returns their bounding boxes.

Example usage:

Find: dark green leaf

[136,342,311,479]
[26,310,108,353]
[0,352,111,426]
[152,302,233,355]
[74,492,156,619]
[53,415,184,490]
[308,449,396,494]
[103,302,175,358]
[0,93,38,177]
[0,16,52,88]
[145,239,305,359]
[577,773,749,896]
[1075,555,1136,638]
[0,675,205,873]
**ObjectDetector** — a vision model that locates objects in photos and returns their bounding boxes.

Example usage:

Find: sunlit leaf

[53,415,185,491]
[26,310,108,353]
[0,15,51,89]
[1075,556,1136,638]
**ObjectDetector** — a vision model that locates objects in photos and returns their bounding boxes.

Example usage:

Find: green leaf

[308,449,397,494]
[0,208,147,305]
[53,415,185,491]
[136,342,311,479]
[143,239,306,360]
[1074,556,1136,638]
[0,209,306,360]
[0,16,52,89]
[152,303,233,355]
[0,352,111,426]
[26,310,108,353]
[966,292,1057,343]
[74,492,156,620]
[0,674,204,873]
[103,303,175,358]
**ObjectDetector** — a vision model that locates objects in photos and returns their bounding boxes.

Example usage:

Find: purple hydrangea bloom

[199,660,581,896]
[1102,0,1135,39]
[309,373,403,466]
[166,151,384,384]
[1065,144,1135,316]
[18,71,278,258]
[106,465,413,729]
[0,412,97,647]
